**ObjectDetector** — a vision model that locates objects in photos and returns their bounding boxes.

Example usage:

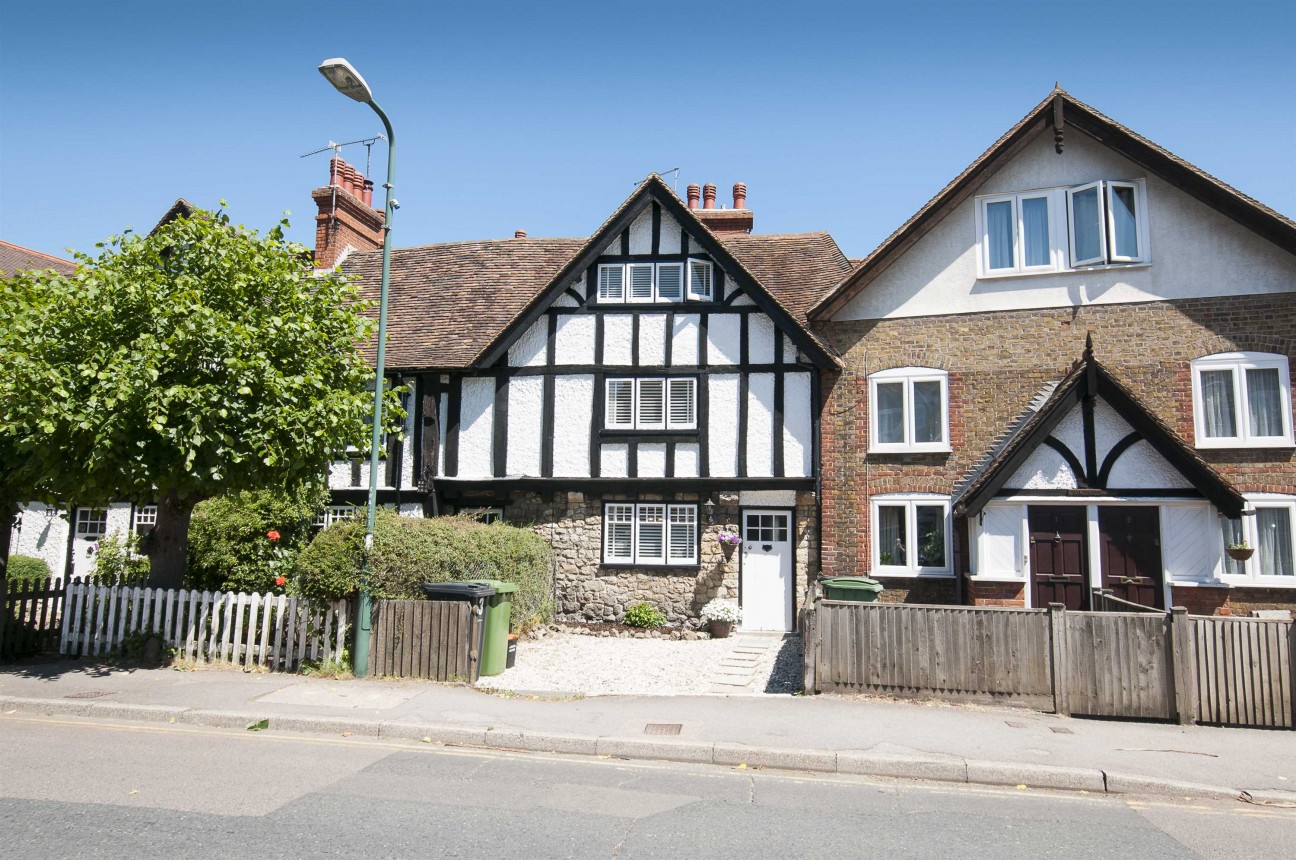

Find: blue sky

[2,0,1293,261]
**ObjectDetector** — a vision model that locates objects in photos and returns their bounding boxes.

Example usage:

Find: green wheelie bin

[820,576,884,602]
[470,580,518,676]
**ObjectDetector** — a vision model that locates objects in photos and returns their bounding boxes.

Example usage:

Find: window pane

[637,379,665,428]
[1246,367,1285,437]
[1221,516,1245,576]
[878,505,907,566]
[667,378,695,428]
[1110,185,1139,258]
[687,260,712,300]
[1199,370,1237,438]
[628,264,654,301]
[1021,196,1051,267]
[668,506,696,561]
[598,266,624,301]
[986,200,1015,270]
[916,506,946,568]
[876,382,905,444]
[912,380,944,444]
[1070,185,1103,263]
[606,380,634,427]
[1257,508,1294,577]
[657,264,683,301]
[637,506,665,563]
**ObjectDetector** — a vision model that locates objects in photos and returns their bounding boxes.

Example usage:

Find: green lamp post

[318,57,396,678]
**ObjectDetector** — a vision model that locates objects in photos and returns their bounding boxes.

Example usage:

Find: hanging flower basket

[716,531,741,561]
[1226,545,1254,562]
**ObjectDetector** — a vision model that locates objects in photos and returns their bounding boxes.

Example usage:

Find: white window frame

[871,495,952,577]
[133,504,158,535]
[597,264,625,302]
[602,502,698,566]
[75,508,108,538]
[687,258,713,301]
[1104,180,1143,263]
[976,191,1059,275]
[1066,180,1108,267]
[868,367,950,453]
[605,377,697,431]
[1218,496,1296,586]
[597,260,717,304]
[313,504,359,528]
[1191,352,1293,449]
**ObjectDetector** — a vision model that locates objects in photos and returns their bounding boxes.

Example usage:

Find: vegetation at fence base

[295,508,554,630]
[5,554,51,584]
[92,532,151,585]
[623,602,667,628]
[186,483,329,594]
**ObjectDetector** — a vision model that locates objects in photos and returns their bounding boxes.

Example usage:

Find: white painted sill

[967,574,1026,583]
[871,570,956,579]
[976,262,1153,281]
[1193,439,1295,451]
[868,445,952,455]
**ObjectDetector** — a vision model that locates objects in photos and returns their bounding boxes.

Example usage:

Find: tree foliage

[0,206,402,585]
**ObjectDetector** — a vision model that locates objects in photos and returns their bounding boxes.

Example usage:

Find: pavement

[2,658,1295,805]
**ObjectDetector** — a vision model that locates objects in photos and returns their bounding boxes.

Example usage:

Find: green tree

[0,206,401,587]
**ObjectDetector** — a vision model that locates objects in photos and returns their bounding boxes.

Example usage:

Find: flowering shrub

[700,598,741,623]
[716,532,742,546]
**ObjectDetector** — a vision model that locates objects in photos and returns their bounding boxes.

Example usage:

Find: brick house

[314,163,848,630]
[811,89,1296,615]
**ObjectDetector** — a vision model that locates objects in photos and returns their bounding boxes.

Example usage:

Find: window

[472,507,505,525]
[603,503,697,565]
[75,508,108,538]
[872,496,951,576]
[133,505,158,536]
[605,377,696,431]
[1220,499,1295,582]
[597,260,714,303]
[976,180,1148,276]
[1191,353,1293,448]
[312,505,359,528]
[869,367,949,453]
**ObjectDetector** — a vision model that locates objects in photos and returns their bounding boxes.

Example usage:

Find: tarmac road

[1,714,1293,859]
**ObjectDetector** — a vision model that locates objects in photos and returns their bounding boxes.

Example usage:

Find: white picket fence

[59,584,349,671]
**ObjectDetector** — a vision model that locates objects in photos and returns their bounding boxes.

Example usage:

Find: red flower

[266,530,281,542]
[274,575,287,587]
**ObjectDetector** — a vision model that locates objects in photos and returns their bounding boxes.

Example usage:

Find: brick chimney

[311,156,385,269]
[692,181,754,235]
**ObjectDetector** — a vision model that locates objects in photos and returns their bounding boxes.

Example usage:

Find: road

[1,714,1292,858]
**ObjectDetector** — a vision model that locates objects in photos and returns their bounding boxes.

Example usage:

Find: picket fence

[59,583,349,671]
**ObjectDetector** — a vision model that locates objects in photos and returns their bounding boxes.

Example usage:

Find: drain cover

[1050,726,1075,734]
[644,723,682,736]
[65,691,114,699]
[1005,720,1028,729]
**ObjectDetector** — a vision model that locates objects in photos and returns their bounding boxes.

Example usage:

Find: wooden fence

[59,583,349,671]
[1,576,66,660]
[805,599,1295,729]
[369,598,481,682]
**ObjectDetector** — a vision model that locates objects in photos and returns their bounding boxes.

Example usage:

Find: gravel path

[479,632,803,696]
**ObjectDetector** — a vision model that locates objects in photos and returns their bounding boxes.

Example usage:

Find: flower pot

[720,542,737,562]
[1226,546,1254,562]
[708,620,734,639]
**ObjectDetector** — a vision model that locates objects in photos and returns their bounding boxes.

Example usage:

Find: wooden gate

[1193,616,1293,728]
[1063,612,1174,719]
[1,576,65,660]
[369,599,481,682]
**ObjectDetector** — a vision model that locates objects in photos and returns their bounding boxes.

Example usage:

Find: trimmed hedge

[187,484,328,593]
[294,509,553,630]
[6,554,52,583]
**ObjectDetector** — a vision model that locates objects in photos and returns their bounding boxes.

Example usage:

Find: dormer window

[597,260,713,303]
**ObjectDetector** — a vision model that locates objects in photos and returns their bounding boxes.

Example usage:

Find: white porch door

[70,507,108,581]
[740,509,793,632]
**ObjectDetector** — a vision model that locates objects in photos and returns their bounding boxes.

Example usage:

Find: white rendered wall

[659,210,682,254]
[707,314,741,365]
[328,461,354,489]
[1006,446,1079,490]
[746,373,775,477]
[555,315,596,365]
[739,490,796,507]
[552,375,593,477]
[748,315,776,364]
[671,315,700,365]
[506,376,544,476]
[508,318,547,367]
[708,374,740,476]
[601,443,629,478]
[638,314,667,366]
[13,503,69,580]
[603,315,633,365]
[458,378,495,478]
[674,443,700,477]
[783,372,813,478]
[1108,440,1193,489]
[783,338,799,364]
[639,443,667,478]
[398,385,416,489]
[834,129,1296,321]
[628,207,653,254]
[437,391,448,476]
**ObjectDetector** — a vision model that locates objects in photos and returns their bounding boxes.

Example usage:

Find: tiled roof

[722,232,853,325]
[0,240,76,277]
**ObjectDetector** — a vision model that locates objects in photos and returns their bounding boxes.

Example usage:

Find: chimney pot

[702,183,717,210]
[329,157,343,188]
[362,178,374,207]
[687,184,701,210]
[733,182,747,210]
[514,229,528,239]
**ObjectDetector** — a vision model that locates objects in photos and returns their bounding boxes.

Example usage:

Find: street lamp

[319,57,396,678]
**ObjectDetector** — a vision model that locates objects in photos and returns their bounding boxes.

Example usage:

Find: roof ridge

[0,239,75,266]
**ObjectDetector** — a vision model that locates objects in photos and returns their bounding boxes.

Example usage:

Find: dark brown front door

[1029,506,1089,610]
[1098,507,1164,609]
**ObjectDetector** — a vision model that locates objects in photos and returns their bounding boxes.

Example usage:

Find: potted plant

[701,599,741,639]
[716,531,742,561]
[1226,541,1254,562]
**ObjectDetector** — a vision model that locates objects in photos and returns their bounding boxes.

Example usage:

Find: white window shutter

[668,505,697,563]
[606,379,634,428]
[605,504,635,562]
[687,259,712,300]
[636,505,666,563]
[636,379,665,429]
[667,378,696,429]
[656,263,683,302]
[598,265,624,302]
[628,263,655,302]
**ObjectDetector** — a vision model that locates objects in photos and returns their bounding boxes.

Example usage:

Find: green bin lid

[821,576,883,592]
[470,579,518,594]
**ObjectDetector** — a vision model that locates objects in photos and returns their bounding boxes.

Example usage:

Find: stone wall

[501,488,817,627]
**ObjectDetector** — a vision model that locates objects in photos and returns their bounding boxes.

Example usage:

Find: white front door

[740,509,793,632]
[70,507,108,581]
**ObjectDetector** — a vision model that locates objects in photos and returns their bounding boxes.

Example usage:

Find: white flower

[700,599,741,623]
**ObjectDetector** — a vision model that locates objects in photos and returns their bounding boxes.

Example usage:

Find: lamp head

[318,58,373,103]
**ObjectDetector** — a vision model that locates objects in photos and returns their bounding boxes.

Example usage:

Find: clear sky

[2,0,1293,262]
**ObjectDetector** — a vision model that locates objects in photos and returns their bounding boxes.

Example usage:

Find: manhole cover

[65,691,114,699]
[1005,720,1027,729]
[644,723,682,736]
[1050,726,1075,734]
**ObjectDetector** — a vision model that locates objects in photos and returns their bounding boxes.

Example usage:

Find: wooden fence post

[802,597,818,695]
[1048,603,1069,716]
[1169,606,1197,726]
[1289,618,1296,731]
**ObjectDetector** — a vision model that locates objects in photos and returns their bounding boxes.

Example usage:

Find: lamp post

[318,57,396,678]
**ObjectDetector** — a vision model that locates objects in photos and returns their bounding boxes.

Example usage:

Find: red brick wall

[817,294,1296,593]
[967,580,1027,607]
[1171,586,1296,616]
